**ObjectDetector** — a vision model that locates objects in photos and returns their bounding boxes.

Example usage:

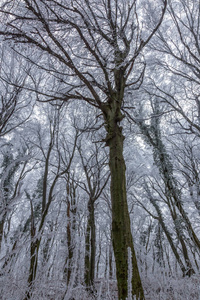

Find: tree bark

[0,213,6,252]
[64,181,77,285]
[24,219,40,300]
[103,103,144,299]
[85,198,96,288]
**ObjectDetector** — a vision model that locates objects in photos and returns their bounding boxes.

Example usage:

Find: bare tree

[128,96,199,274]
[0,146,30,253]
[0,1,167,298]
[77,141,109,290]
[23,106,79,300]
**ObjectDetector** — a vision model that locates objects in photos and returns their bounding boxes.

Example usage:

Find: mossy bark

[102,101,144,299]
[139,117,195,276]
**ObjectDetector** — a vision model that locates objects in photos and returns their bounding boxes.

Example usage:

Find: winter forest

[0,0,200,299]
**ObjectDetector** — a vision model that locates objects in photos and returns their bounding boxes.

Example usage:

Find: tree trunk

[85,216,90,285]
[24,232,41,300]
[104,110,144,299]
[64,199,73,285]
[146,190,189,276]
[0,213,6,252]
[64,180,77,287]
[109,243,113,279]
[85,198,96,288]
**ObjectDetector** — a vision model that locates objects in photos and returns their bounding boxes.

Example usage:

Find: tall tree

[0,1,167,298]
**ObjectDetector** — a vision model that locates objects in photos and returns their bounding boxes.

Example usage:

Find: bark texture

[103,101,144,299]
[85,198,96,288]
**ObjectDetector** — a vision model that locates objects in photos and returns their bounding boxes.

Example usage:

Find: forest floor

[45,275,200,300]
[1,273,200,299]
[66,275,200,300]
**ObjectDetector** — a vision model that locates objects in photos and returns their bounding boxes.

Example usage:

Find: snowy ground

[1,274,200,300]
